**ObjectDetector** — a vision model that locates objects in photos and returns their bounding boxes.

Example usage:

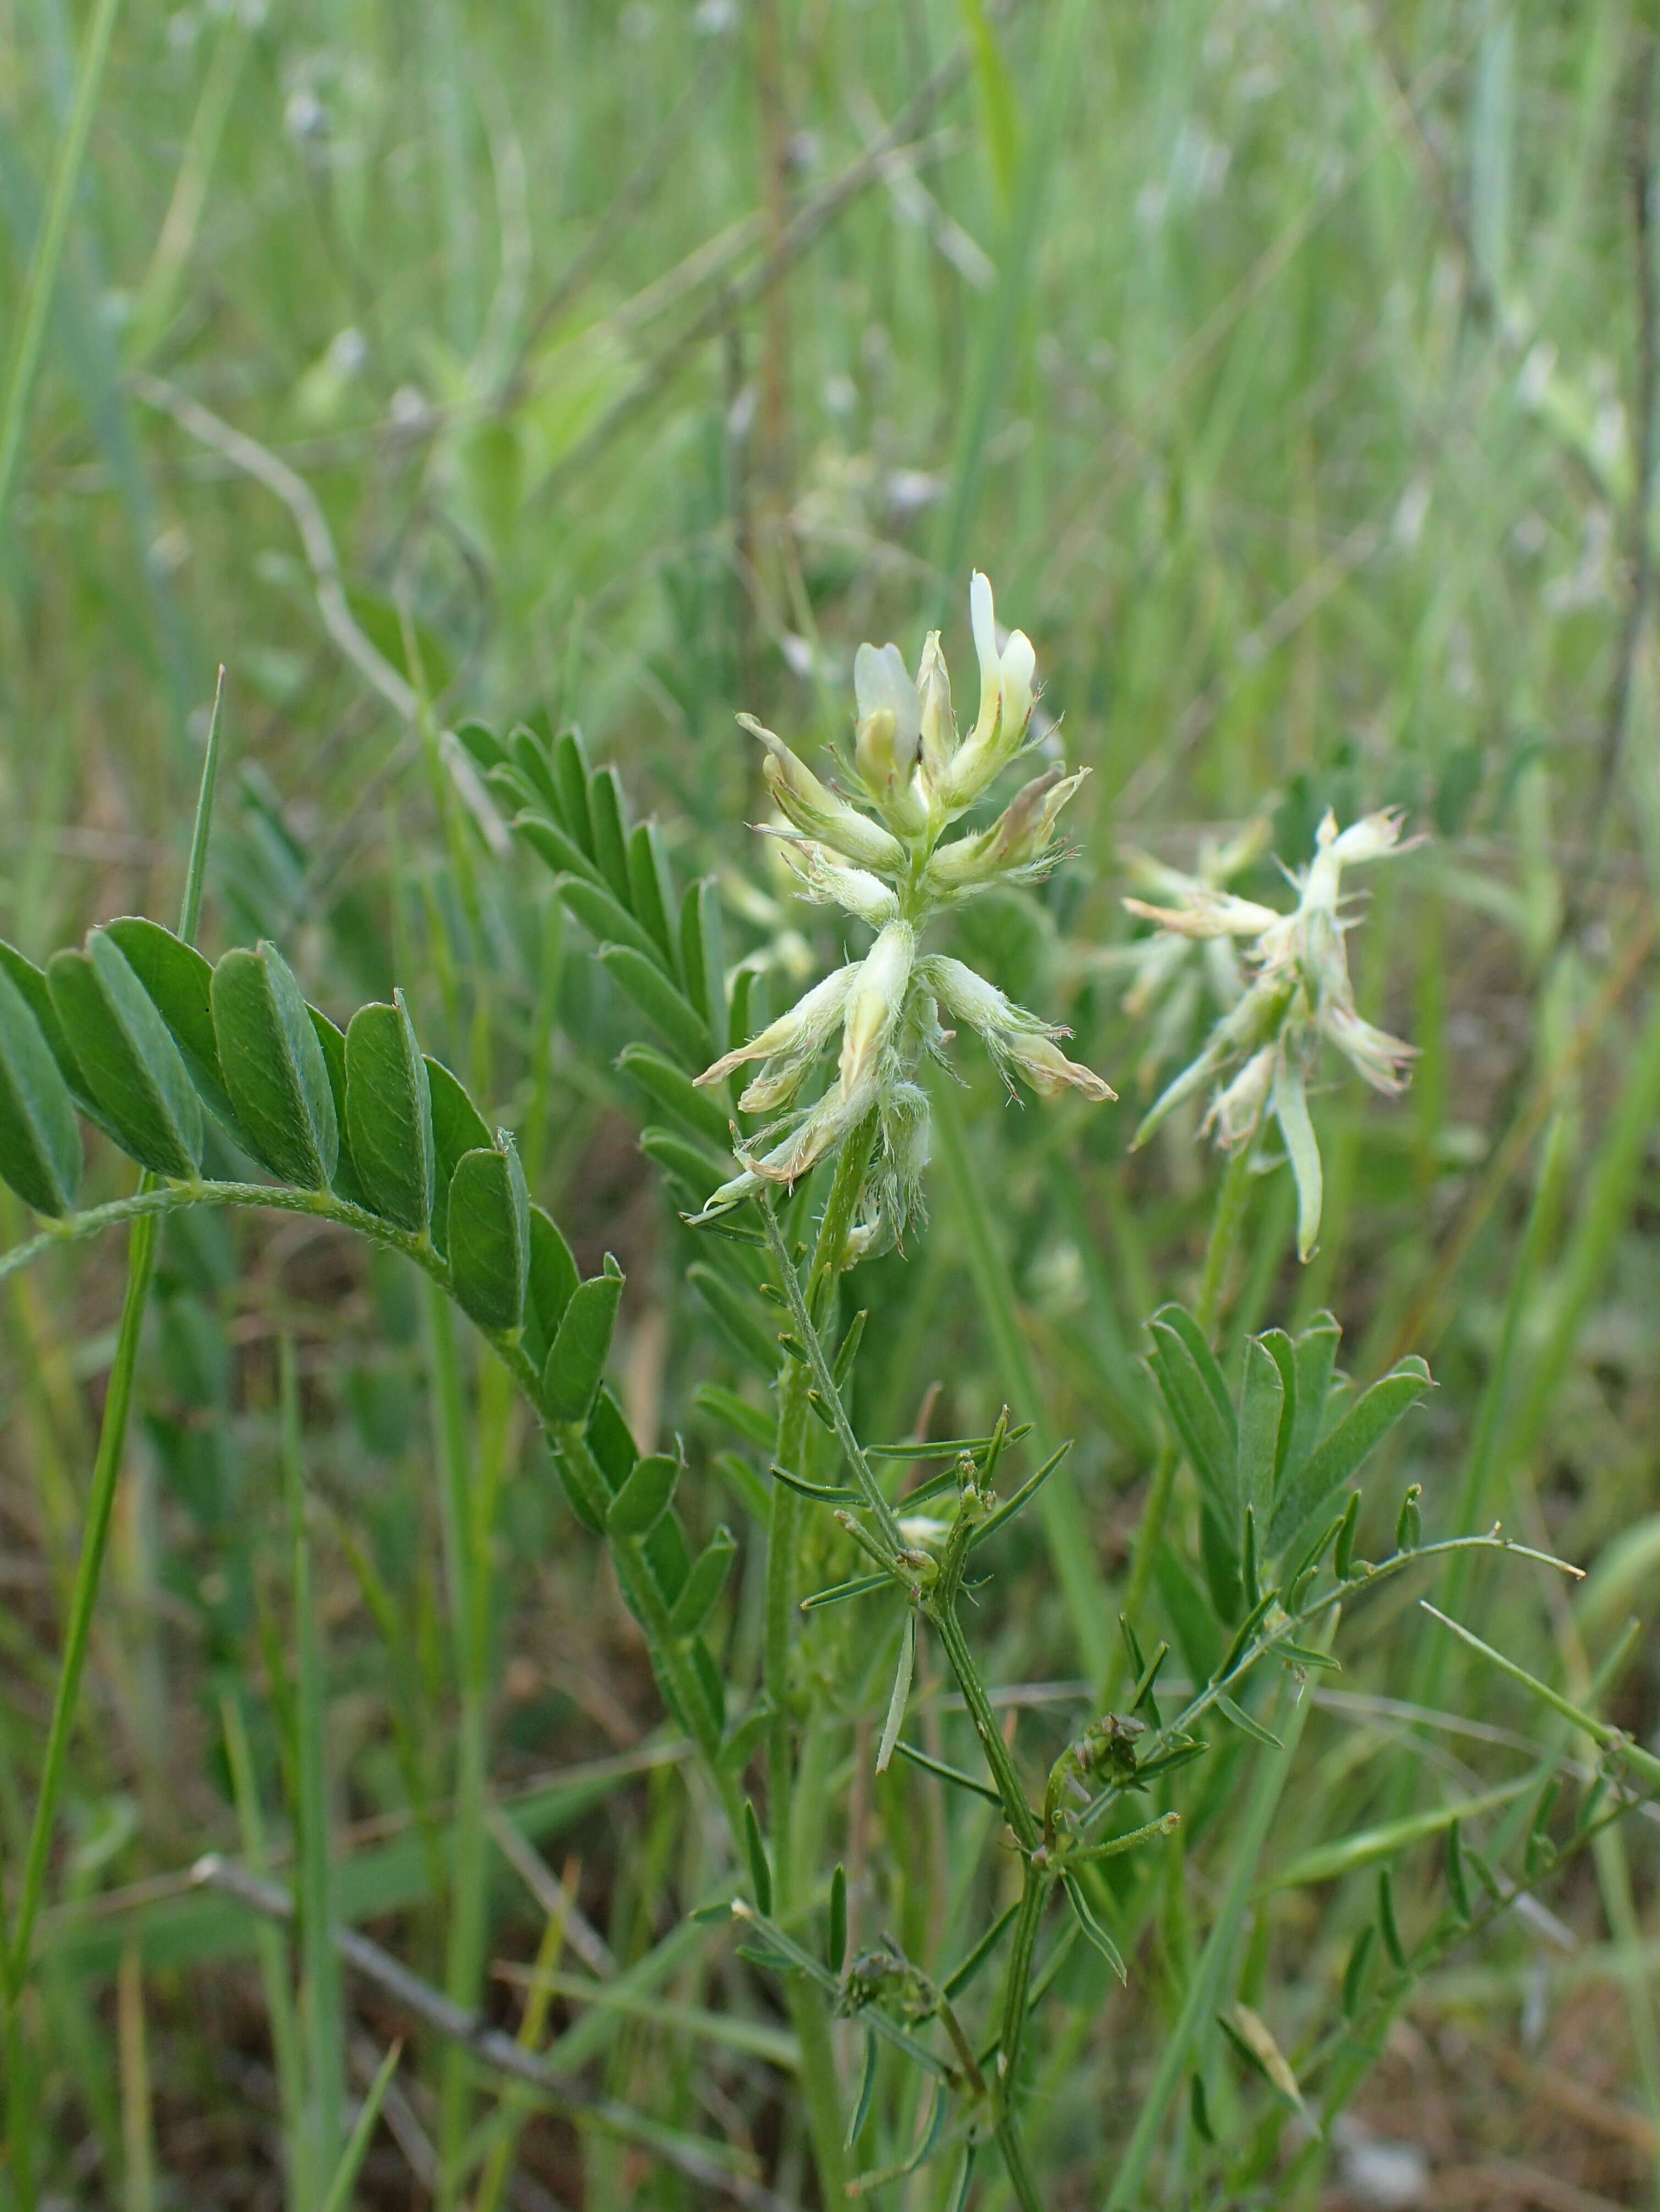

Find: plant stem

[930,1606,1035,1852]
[426,1283,491,2208]
[763,1128,872,2204]
[282,1337,346,2186]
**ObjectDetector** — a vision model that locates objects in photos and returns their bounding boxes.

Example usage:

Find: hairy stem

[762,1127,873,2203]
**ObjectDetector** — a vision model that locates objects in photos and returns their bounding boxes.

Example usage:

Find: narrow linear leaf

[1061,1872,1126,1982]
[1269,1356,1433,1558]
[875,1612,916,1774]
[587,763,634,907]
[552,729,597,856]
[1217,1694,1282,1748]
[800,1572,893,1612]
[619,1042,732,1150]
[742,1799,773,1918]
[970,1441,1072,1547]
[847,2030,878,2150]
[827,1865,847,1975]
[891,1739,1002,1806]
[1236,1336,1285,1536]
[599,943,711,1069]
[627,819,680,972]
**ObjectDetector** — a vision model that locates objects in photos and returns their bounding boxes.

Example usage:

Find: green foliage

[7,8,1660,2202]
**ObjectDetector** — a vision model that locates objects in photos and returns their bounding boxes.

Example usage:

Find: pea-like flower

[1095,820,1271,1094]
[692,573,1113,1256]
[1123,809,1417,1261]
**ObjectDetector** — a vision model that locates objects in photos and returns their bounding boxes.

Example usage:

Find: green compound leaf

[669,1527,737,1636]
[618,1042,733,1151]
[523,1204,580,1370]
[423,1055,492,1253]
[1236,1337,1286,1536]
[543,1259,624,1419]
[686,1262,777,1378]
[49,927,204,1178]
[0,963,81,1214]
[1268,1355,1433,1559]
[345,993,434,1232]
[446,1135,531,1333]
[606,1451,681,1540]
[1148,1305,1236,1530]
[304,1007,370,1208]
[551,729,596,856]
[1286,1312,1342,1477]
[626,818,680,971]
[680,877,726,1042]
[0,940,100,1123]
[211,942,337,1188]
[598,944,711,1070]
[587,762,634,907]
[104,917,247,1147]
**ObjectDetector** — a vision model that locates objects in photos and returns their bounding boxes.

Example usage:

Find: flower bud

[1203,1044,1276,1148]
[853,642,927,831]
[695,962,858,1089]
[839,922,914,1092]
[924,766,1087,897]
[1320,1001,1415,1094]
[778,841,900,928]
[926,956,1115,1102]
[1002,1032,1117,1102]
[916,631,955,785]
[937,572,1039,813]
[741,714,907,873]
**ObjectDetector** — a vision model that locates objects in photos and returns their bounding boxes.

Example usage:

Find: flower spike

[1124,808,1421,1260]
[694,574,1113,1252]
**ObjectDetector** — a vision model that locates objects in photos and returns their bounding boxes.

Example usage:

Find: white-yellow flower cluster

[692,573,1113,1256]
[1123,808,1417,1260]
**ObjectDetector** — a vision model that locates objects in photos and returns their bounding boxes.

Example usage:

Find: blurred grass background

[3,0,1660,2203]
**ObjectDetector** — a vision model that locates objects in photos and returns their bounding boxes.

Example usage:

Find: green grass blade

[0,0,123,543]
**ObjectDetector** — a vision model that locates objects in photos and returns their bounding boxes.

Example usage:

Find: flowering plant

[1123,808,1418,1257]
[694,572,1113,1252]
